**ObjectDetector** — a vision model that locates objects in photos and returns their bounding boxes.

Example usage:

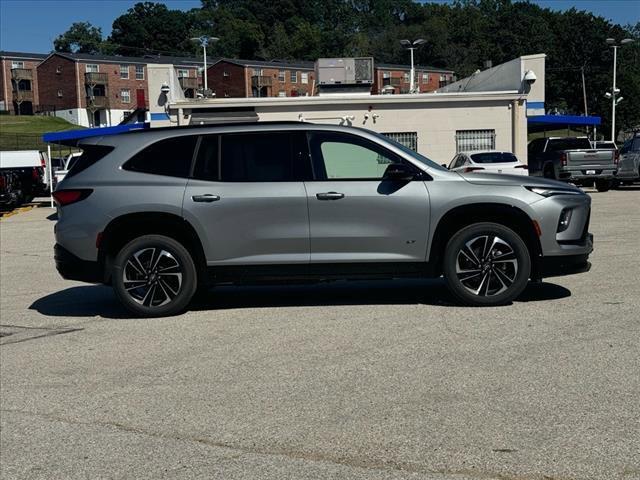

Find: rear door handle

[316,192,345,200]
[192,194,220,203]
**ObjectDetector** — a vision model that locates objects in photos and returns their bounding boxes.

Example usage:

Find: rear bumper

[54,244,103,283]
[560,168,616,181]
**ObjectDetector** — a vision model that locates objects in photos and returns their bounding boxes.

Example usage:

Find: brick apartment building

[207,58,316,98]
[36,52,203,127]
[373,63,455,94]
[0,51,48,114]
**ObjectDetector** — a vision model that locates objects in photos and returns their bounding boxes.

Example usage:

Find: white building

[148,55,546,165]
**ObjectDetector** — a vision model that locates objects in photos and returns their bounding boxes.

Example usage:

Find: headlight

[525,186,583,197]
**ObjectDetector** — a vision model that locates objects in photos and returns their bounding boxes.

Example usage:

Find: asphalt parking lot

[1,188,639,480]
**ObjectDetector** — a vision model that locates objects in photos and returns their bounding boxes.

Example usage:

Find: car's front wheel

[443,223,531,306]
[112,235,197,317]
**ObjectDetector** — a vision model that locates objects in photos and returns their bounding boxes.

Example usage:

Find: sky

[0,0,638,54]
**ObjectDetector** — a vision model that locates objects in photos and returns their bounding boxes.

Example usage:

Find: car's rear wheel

[112,235,197,317]
[443,223,531,306]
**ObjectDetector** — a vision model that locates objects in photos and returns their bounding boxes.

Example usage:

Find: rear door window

[216,131,311,182]
[124,135,198,178]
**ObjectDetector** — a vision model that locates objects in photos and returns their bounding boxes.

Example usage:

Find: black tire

[595,180,611,192]
[443,222,531,306]
[543,164,555,180]
[112,234,197,317]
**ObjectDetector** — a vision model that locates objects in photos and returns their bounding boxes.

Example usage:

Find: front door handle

[316,192,345,200]
[192,194,220,203]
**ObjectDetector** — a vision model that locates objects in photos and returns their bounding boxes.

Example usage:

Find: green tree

[53,22,104,54]
[109,2,199,56]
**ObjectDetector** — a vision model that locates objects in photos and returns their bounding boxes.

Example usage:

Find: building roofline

[375,63,454,73]
[171,90,525,110]
[209,57,315,70]
[0,51,49,61]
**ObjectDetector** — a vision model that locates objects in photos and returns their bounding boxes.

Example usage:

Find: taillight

[560,153,567,167]
[463,166,485,173]
[614,150,619,165]
[40,154,46,167]
[52,189,93,207]
[32,167,40,181]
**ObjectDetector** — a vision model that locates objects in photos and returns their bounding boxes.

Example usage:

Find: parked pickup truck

[527,137,618,192]
[0,150,48,207]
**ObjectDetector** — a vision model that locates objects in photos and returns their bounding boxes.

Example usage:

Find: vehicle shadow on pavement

[29,280,571,318]
[29,285,132,319]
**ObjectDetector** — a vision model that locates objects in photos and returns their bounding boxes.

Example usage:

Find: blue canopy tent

[528,114,601,138]
[42,123,149,206]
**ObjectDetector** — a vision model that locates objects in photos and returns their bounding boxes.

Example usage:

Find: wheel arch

[99,212,207,285]
[428,203,542,279]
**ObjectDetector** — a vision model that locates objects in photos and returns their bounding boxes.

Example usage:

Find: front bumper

[539,253,592,278]
[54,244,103,283]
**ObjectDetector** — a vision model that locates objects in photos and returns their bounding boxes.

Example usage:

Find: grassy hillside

[0,115,84,151]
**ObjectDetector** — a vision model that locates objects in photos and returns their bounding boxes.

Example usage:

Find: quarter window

[124,136,198,178]
[309,132,402,180]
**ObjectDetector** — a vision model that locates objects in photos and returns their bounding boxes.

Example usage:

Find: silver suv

[54,123,593,316]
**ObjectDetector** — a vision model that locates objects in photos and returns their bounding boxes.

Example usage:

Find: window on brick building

[290,71,298,83]
[121,89,131,103]
[301,72,308,84]
[223,71,230,77]
[403,72,409,83]
[56,66,62,74]
[11,61,24,69]
[86,64,99,73]
[279,70,286,82]
[135,65,144,80]
[120,64,129,79]
[177,68,189,78]
[422,72,429,84]
[57,89,63,98]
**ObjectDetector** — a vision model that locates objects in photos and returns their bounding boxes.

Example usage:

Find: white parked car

[53,152,82,186]
[447,150,529,175]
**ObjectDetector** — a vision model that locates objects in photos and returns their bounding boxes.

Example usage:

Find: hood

[457,171,581,191]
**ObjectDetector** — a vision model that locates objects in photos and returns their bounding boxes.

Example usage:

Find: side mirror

[441,163,449,169]
[383,163,415,181]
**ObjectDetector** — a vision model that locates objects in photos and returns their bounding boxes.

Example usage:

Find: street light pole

[400,39,426,93]
[606,37,634,142]
[191,35,219,94]
[611,44,617,142]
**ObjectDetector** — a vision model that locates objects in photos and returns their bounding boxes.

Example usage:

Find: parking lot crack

[1,408,575,480]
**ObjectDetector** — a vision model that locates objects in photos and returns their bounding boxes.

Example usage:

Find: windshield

[370,131,447,171]
[470,152,518,164]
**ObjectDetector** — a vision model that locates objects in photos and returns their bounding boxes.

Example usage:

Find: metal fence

[455,129,496,153]
[383,131,418,151]
[0,133,47,151]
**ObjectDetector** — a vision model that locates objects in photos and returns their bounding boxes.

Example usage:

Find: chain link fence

[0,133,48,152]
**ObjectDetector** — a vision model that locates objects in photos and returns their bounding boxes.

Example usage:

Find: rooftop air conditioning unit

[316,57,374,85]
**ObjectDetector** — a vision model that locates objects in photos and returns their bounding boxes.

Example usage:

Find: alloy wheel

[122,247,183,307]
[455,235,518,297]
